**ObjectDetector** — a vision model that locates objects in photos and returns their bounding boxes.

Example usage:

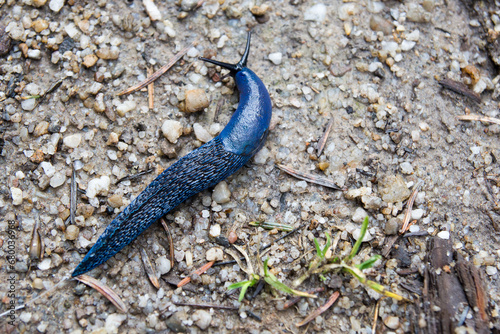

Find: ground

[0,0,499,333]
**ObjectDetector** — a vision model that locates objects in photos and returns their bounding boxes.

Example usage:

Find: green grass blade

[348,216,369,261]
[356,255,382,271]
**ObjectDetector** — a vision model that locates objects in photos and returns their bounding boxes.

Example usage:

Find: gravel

[1,0,499,333]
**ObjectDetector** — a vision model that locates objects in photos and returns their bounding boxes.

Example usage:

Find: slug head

[199,31,251,75]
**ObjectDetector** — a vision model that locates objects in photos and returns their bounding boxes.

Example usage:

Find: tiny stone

[96,47,119,60]
[11,187,23,205]
[185,89,209,113]
[419,122,429,131]
[65,225,79,240]
[107,194,123,208]
[486,266,498,276]
[401,40,416,51]
[268,52,282,65]
[379,175,410,203]
[352,207,368,223]
[38,258,52,270]
[63,133,82,148]
[384,316,400,329]
[32,19,49,33]
[385,218,400,235]
[192,310,212,330]
[209,224,221,238]
[156,256,171,275]
[304,3,327,22]
[27,49,41,60]
[49,0,65,13]
[437,231,450,240]
[212,181,231,204]
[193,123,213,143]
[161,120,183,144]
[352,228,373,242]
[105,314,127,333]
[206,247,224,261]
[143,0,162,21]
[400,162,414,174]
[32,278,44,289]
[253,147,270,164]
[181,0,198,11]
[33,121,49,137]
[50,172,66,188]
[83,54,98,68]
[21,98,37,111]
[411,208,425,220]
[87,175,111,198]
[228,231,238,243]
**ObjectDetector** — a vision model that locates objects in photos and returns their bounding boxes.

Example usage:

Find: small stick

[317,118,334,157]
[70,168,77,226]
[214,98,225,122]
[140,248,160,289]
[247,310,262,322]
[160,218,175,267]
[457,114,500,125]
[147,66,154,109]
[118,42,195,96]
[400,181,422,234]
[483,170,499,207]
[75,275,128,312]
[438,78,481,103]
[296,291,340,327]
[283,287,325,309]
[115,168,154,185]
[381,235,399,258]
[372,300,380,334]
[177,261,215,288]
[276,164,344,190]
[173,302,238,310]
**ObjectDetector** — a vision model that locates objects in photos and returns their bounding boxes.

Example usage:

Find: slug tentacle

[72,32,272,277]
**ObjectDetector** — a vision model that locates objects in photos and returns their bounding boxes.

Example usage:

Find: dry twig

[296,291,340,327]
[75,274,128,313]
[277,164,344,190]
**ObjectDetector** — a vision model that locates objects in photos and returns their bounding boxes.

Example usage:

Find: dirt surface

[1,0,500,333]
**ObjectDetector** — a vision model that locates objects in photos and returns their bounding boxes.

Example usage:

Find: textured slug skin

[72,67,271,277]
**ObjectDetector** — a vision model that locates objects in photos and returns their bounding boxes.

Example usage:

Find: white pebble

[116,100,137,116]
[352,228,373,242]
[401,40,416,51]
[193,123,213,143]
[411,208,425,220]
[486,266,498,276]
[105,314,127,333]
[63,134,82,148]
[409,225,420,233]
[49,0,64,13]
[21,98,36,111]
[161,120,182,144]
[86,175,111,199]
[192,310,212,330]
[27,49,41,59]
[143,0,162,21]
[38,258,52,270]
[212,181,231,204]
[206,247,223,261]
[19,312,32,323]
[463,190,471,207]
[338,3,359,21]
[11,187,23,206]
[304,3,327,22]
[406,30,420,41]
[209,224,221,238]
[253,147,270,164]
[384,316,400,329]
[352,207,368,223]
[268,52,282,65]
[155,256,171,275]
[64,23,79,38]
[187,47,200,58]
[50,172,66,188]
[437,231,450,240]
[419,122,429,131]
[400,161,414,174]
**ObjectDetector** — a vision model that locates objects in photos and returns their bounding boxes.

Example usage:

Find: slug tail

[72,138,249,277]
[199,31,252,74]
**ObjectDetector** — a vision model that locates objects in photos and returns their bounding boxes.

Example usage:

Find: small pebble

[352,228,373,242]
[385,218,400,235]
[411,208,425,220]
[49,0,64,13]
[437,231,450,240]
[32,19,49,33]
[400,162,414,174]
[206,247,223,261]
[34,121,49,137]
[156,256,171,275]
[161,120,183,144]
[212,181,231,204]
[32,278,44,289]
[83,54,98,68]
[401,40,416,51]
[21,98,37,111]
[185,89,209,113]
[11,187,23,205]
[143,0,162,21]
[63,134,82,148]
[352,207,368,223]
[209,224,221,238]
[228,231,238,243]
[86,175,111,198]
[107,194,124,208]
[65,225,80,240]
[384,316,400,329]
[193,123,213,143]
[96,47,119,60]
[304,3,327,22]
[50,172,66,188]
[253,147,270,164]
[486,266,498,276]
[105,314,127,333]
[268,52,282,65]
[38,258,52,270]
[192,310,212,330]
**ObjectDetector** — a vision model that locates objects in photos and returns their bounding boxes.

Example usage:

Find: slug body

[72,33,272,277]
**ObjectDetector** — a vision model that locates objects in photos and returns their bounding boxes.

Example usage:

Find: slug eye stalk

[199,31,252,75]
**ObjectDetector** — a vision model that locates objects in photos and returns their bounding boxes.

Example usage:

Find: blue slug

[72,32,272,277]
